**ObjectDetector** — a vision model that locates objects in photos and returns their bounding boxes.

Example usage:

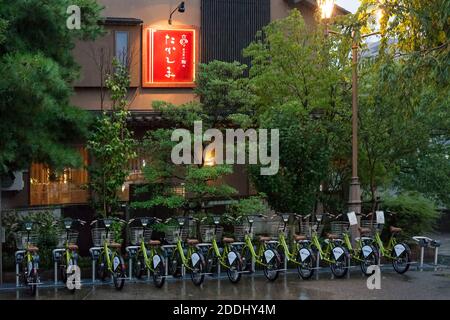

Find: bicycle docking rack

[14,250,26,287]
[52,248,66,285]
[89,247,102,283]
[412,236,441,271]
[161,245,179,276]
[125,246,140,281]
[196,243,218,277]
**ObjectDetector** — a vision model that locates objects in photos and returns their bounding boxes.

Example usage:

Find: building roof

[101,17,143,26]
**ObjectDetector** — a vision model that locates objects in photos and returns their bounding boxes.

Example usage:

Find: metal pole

[419,247,424,271]
[92,260,96,283]
[434,247,439,270]
[348,34,362,242]
[0,178,3,286]
[128,257,133,280]
[16,262,19,287]
[54,261,58,284]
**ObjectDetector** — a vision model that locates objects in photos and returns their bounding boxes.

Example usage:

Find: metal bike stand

[89,247,101,283]
[162,244,176,277]
[315,251,320,280]
[197,243,217,276]
[125,246,139,281]
[431,240,441,271]
[14,250,25,288]
[52,248,65,285]
[412,236,431,271]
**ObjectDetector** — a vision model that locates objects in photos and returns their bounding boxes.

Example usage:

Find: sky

[335,0,360,13]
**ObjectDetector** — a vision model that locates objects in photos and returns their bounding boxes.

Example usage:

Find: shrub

[382,192,439,240]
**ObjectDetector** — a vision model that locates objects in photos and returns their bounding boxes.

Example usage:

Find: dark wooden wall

[201,0,271,65]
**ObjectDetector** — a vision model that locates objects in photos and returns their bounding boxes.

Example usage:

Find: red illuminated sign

[142,26,197,87]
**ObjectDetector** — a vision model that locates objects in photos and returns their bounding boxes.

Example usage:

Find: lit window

[30,147,89,206]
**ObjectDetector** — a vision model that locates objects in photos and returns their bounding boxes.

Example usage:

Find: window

[115,31,129,66]
[30,147,89,206]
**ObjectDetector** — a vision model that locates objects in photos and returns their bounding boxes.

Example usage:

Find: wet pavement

[1,269,450,300]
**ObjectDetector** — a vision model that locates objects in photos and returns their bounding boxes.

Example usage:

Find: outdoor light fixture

[168,1,185,25]
[318,0,335,20]
[203,149,215,167]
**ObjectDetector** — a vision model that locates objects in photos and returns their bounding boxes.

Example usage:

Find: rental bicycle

[329,213,378,276]
[361,211,411,274]
[90,218,127,290]
[128,217,166,288]
[15,221,41,295]
[300,213,350,278]
[202,215,243,283]
[166,216,206,286]
[239,214,281,281]
[274,213,315,279]
[56,218,86,291]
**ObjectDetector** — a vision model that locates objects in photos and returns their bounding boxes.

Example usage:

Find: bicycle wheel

[241,246,253,272]
[169,250,183,278]
[97,253,107,281]
[330,245,349,278]
[205,250,216,274]
[262,249,280,281]
[297,247,315,280]
[27,266,38,296]
[134,253,145,279]
[226,250,242,284]
[190,252,205,286]
[360,244,379,276]
[152,254,166,288]
[112,255,125,290]
[392,243,410,274]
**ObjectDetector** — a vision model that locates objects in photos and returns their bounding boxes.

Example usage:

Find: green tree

[0,0,103,283]
[243,10,352,213]
[87,59,137,217]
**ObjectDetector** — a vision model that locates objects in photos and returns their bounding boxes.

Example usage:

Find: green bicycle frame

[311,235,335,263]
[278,233,301,265]
[208,238,233,269]
[243,234,270,267]
[343,233,366,263]
[374,231,397,260]
[173,239,198,271]
[138,240,161,272]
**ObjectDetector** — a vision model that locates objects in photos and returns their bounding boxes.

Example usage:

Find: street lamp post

[318,0,381,238]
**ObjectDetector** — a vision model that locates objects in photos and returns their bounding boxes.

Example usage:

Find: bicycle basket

[165,225,189,244]
[330,222,350,237]
[200,225,223,242]
[234,223,253,242]
[297,221,323,238]
[91,228,115,247]
[129,227,153,245]
[266,220,289,239]
[360,220,382,236]
[16,232,39,250]
[56,231,79,248]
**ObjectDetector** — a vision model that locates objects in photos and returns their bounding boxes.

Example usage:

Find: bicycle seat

[326,233,339,240]
[187,239,199,246]
[294,234,307,241]
[68,244,79,251]
[358,227,372,235]
[149,240,161,246]
[222,237,235,243]
[259,236,271,242]
[27,246,39,253]
[109,242,122,249]
[390,226,402,234]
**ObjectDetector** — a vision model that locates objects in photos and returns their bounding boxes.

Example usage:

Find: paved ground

[1,269,450,300]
